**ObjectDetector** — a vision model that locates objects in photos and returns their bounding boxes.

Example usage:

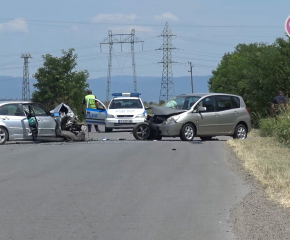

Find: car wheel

[105,127,113,132]
[233,124,247,139]
[200,136,212,141]
[133,123,151,140]
[180,123,195,141]
[0,127,8,145]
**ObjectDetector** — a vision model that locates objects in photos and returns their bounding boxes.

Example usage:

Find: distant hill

[0,75,210,102]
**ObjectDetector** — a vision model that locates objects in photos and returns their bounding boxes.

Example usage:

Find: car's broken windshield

[164,96,200,110]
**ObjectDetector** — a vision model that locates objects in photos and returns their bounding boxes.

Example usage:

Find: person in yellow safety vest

[82,89,100,132]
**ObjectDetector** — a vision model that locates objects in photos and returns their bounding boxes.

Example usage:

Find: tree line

[208,36,290,123]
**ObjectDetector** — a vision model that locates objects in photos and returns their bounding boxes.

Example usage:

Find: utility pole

[158,22,176,103]
[188,62,194,93]
[100,29,144,102]
[21,53,32,101]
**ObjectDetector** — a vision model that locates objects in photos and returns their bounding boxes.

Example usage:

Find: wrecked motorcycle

[50,103,86,142]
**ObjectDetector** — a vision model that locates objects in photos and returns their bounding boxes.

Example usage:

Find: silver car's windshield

[164,96,201,110]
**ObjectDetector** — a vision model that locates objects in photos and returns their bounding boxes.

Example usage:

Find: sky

[0,0,289,80]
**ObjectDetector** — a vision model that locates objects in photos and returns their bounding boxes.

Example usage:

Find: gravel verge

[225,145,290,240]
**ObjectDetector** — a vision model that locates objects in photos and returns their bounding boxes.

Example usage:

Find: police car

[105,93,147,132]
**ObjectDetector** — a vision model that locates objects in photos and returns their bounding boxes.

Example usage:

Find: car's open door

[85,98,107,125]
[21,104,39,140]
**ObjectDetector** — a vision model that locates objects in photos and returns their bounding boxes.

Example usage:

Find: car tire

[105,127,113,132]
[180,123,195,141]
[0,127,8,145]
[200,136,212,141]
[133,123,151,140]
[233,124,247,140]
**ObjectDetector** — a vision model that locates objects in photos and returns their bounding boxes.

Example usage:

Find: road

[0,127,250,240]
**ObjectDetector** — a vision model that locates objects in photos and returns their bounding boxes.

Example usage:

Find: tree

[32,49,89,119]
[274,37,290,95]
[208,37,290,124]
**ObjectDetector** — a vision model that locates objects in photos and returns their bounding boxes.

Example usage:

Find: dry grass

[228,132,290,208]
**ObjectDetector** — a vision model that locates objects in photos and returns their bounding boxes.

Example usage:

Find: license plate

[118,120,132,123]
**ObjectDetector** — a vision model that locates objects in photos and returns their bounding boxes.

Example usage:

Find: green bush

[275,110,290,145]
[259,107,290,146]
[259,117,277,137]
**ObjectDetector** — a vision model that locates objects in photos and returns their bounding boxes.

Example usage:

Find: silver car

[133,93,251,141]
[0,101,58,145]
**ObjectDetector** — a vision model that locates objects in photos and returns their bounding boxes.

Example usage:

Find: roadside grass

[228,131,290,208]
[259,104,290,145]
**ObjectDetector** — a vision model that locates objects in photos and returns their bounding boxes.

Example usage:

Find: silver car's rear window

[0,104,24,116]
[231,96,240,108]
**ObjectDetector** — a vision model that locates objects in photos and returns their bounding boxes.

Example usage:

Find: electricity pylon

[158,22,176,103]
[100,29,144,102]
[21,53,32,101]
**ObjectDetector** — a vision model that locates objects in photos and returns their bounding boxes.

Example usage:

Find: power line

[99,29,144,101]
[0,18,283,28]
[0,49,159,70]
[177,36,235,47]
[0,44,100,58]
[113,48,131,92]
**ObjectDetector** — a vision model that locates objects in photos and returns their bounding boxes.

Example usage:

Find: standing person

[270,90,288,118]
[82,89,100,132]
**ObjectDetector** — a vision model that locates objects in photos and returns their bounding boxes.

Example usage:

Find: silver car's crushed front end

[158,122,183,136]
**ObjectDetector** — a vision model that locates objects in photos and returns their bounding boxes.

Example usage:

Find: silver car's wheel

[233,124,247,140]
[0,127,8,145]
[180,123,195,141]
[133,123,151,140]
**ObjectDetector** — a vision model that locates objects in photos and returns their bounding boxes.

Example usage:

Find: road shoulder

[225,145,290,240]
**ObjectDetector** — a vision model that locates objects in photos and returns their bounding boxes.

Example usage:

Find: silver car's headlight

[107,114,115,118]
[165,115,180,124]
[135,114,145,118]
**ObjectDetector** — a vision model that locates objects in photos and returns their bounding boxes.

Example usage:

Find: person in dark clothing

[270,90,288,117]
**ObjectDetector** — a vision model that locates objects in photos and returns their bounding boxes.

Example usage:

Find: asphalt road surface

[0,126,250,240]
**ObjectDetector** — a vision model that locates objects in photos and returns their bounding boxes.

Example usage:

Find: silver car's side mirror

[198,106,207,112]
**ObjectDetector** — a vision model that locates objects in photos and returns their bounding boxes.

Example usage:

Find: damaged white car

[0,101,86,145]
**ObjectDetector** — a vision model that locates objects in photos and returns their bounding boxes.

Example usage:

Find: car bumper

[105,118,145,128]
[158,122,183,136]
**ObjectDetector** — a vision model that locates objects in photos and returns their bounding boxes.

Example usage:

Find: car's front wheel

[133,123,151,140]
[0,127,8,145]
[233,124,247,139]
[105,127,113,132]
[180,123,195,141]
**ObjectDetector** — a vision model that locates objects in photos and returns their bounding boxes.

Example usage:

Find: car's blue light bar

[112,92,141,97]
